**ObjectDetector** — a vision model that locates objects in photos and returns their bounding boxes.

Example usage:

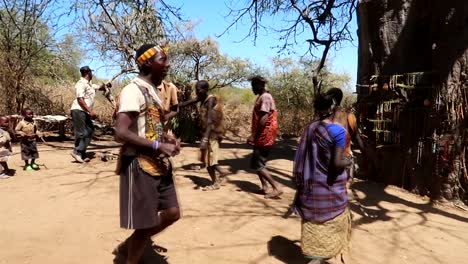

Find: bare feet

[218,167,230,177]
[262,186,273,195]
[282,206,294,219]
[216,167,230,186]
[217,176,227,186]
[264,189,283,199]
[202,183,220,191]
[112,242,127,258]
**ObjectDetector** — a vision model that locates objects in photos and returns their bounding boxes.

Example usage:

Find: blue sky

[88,1,358,89]
[167,0,359,88]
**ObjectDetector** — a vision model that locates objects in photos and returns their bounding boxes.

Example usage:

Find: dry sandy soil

[0,138,467,264]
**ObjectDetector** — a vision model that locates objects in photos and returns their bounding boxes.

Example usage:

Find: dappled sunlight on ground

[0,140,466,263]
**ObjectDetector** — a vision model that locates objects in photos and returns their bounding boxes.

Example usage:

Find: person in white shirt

[113,44,181,264]
[70,66,106,163]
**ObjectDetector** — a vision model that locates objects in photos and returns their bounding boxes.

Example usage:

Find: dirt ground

[0,138,467,264]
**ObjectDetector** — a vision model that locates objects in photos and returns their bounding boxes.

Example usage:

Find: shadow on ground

[350,181,468,226]
[228,179,264,194]
[112,241,169,264]
[184,175,212,189]
[267,235,308,264]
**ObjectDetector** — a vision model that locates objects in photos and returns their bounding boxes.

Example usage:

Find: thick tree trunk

[357,0,468,204]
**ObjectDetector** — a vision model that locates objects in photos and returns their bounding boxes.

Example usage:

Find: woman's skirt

[301,208,351,260]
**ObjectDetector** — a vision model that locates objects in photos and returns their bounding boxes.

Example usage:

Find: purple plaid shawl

[293,121,348,223]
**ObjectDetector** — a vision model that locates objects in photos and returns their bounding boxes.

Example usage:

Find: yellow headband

[136,46,163,66]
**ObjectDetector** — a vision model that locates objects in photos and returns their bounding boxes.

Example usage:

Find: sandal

[0,173,11,179]
[152,244,168,253]
[202,184,220,191]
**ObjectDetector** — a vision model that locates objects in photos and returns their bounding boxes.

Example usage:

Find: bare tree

[0,0,65,113]
[208,56,254,89]
[170,36,254,88]
[171,37,220,82]
[72,0,184,79]
[269,56,351,135]
[223,0,356,93]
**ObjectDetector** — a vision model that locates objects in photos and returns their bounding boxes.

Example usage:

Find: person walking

[70,66,107,163]
[248,75,283,199]
[114,44,181,264]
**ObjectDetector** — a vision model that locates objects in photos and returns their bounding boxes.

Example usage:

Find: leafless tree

[72,0,184,79]
[0,0,66,113]
[171,37,220,82]
[223,0,356,93]
[170,36,255,89]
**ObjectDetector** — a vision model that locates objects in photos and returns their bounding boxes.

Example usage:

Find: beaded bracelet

[152,140,160,150]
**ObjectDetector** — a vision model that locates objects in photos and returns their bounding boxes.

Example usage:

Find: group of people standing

[0,42,358,263]
[0,108,43,179]
[108,43,290,264]
[194,76,283,197]
[108,43,358,264]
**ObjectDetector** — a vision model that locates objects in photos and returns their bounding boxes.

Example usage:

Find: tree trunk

[357,0,468,204]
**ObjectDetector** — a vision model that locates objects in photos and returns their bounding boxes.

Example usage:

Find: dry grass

[223,102,252,139]
[10,82,325,139]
